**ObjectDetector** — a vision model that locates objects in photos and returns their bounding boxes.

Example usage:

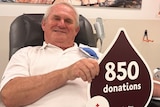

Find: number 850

[105,61,139,81]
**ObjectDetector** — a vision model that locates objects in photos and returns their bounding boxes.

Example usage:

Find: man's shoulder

[13,46,42,57]
[18,46,41,52]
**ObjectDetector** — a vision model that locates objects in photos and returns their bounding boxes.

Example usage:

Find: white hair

[43,2,79,27]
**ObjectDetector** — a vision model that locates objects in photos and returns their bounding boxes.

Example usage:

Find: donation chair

[9,14,97,59]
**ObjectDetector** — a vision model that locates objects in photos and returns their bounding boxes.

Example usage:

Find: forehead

[49,4,76,19]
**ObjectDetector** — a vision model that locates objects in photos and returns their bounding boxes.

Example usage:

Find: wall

[0,0,160,19]
[100,19,160,72]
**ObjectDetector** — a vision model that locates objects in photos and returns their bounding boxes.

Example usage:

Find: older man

[0,2,100,107]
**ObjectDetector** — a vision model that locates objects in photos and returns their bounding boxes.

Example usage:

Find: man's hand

[64,58,99,82]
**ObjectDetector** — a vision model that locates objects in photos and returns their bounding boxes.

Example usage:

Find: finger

[79,65,92,82]
[87,59,100,77]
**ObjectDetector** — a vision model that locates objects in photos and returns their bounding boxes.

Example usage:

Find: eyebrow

[53,15,74,23]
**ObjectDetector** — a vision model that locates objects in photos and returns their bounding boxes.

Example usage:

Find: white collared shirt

[0,42,100,107]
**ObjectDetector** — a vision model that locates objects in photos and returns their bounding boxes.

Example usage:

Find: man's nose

[57,20,66,28]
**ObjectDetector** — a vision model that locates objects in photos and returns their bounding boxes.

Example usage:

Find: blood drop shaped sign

[87,28,153,107]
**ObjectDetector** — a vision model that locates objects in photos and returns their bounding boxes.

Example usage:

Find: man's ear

[41,19,45,31]
[76,26,80,34]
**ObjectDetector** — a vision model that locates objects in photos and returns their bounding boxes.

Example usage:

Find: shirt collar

[40,41,79,50]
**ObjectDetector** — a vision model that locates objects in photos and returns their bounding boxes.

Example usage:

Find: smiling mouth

[54,29,66,33]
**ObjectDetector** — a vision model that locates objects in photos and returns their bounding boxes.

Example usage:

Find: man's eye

[54,17,60,21]
[65,19,73,24]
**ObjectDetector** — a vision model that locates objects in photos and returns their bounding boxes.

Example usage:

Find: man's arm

[0,58,99,107]
[1,68,68,107]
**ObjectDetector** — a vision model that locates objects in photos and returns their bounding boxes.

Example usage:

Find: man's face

[42,4,80,49]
